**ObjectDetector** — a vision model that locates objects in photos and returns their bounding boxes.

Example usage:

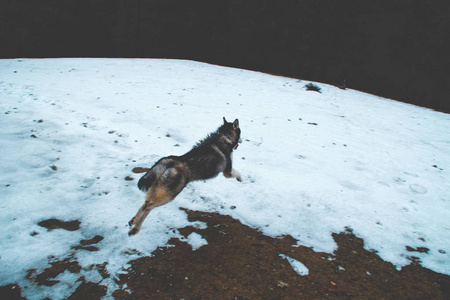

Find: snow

[183,232,208,250]
[280,255,309,276]
[0,58,449,298]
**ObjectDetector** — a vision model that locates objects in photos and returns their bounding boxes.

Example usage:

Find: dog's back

[180,137,229,181]
[137,145,227,194]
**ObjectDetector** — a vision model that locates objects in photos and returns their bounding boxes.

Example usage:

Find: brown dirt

[37,218,81,232]
[131,167,151,174]
[2,209,449,299]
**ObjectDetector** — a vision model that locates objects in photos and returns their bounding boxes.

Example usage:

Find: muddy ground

[1,208,449,299]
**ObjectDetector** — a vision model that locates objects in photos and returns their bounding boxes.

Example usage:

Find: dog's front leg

[223,153,242,182]
[226,168,242,182]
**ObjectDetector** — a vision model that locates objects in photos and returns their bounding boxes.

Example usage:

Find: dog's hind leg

[128,184,174,236]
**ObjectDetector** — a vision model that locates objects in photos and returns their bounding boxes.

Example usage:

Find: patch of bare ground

[2,209,449,299]
[113,209,450,299]
[37,218,81,232]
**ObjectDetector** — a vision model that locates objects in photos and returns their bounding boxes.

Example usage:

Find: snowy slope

[0,58,449,299]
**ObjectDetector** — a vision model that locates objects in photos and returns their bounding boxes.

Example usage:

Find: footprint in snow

[378,181,391,187]
[409,184,427,194]
[404,172,419,178]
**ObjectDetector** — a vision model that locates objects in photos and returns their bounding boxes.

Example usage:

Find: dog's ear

[223,117,228,124]
[233,119,239,129]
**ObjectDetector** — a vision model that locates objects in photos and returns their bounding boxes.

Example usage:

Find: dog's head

[221,117,242,150]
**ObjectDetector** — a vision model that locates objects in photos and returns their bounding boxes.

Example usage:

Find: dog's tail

[137,157,188,193]
[137,170,156,192]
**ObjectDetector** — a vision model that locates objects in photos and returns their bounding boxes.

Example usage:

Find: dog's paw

[128,217,135,227]
[128,228,139,236]
[234,170,242,182]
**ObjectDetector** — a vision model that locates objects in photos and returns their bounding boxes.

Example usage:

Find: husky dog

[128,117,242,235]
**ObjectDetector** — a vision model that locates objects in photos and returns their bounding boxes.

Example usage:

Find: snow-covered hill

[1,58,449,299]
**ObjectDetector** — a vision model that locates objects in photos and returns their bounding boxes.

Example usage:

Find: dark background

[1,0,449,113]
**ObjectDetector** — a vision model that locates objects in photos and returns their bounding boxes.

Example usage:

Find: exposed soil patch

[3,209,449,299]
[22,256,110,299]
[66,278,107,300]
[26,256,82,287]
[0,284,25,300]
[406,246,430,254]
[131,167,150,174]
[80,235,104,246]
[112,209,450,299]
[37,218,81,231]
[72,235,104,252]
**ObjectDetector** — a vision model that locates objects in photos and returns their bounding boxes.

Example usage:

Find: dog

[128,117,242,235]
